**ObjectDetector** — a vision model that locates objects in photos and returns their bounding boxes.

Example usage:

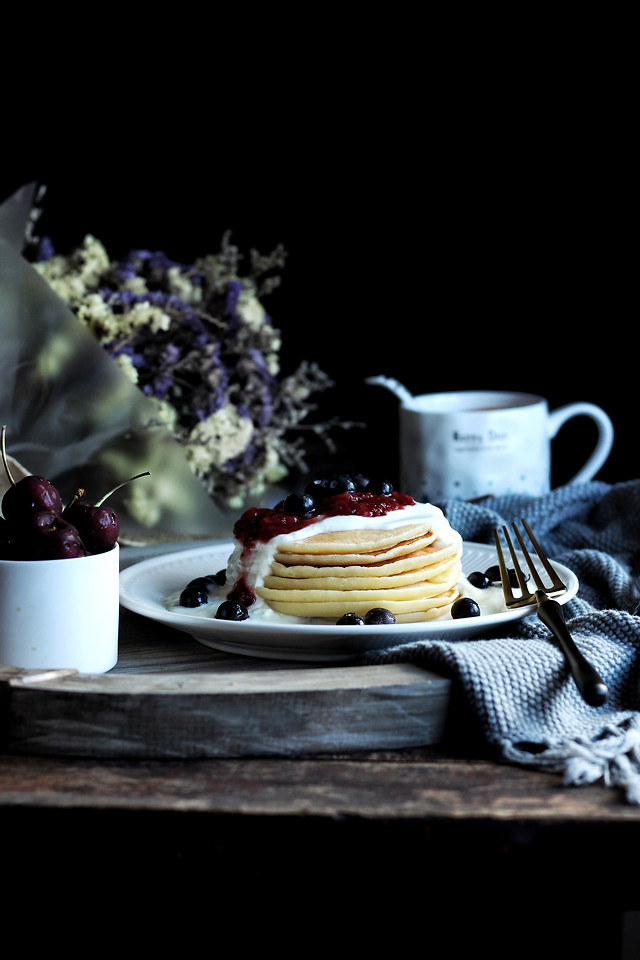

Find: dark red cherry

[1,424,63,523]
[26,514,87,560]
[62,472,149,554]
[1,474,63,522]
[63,498,119,554]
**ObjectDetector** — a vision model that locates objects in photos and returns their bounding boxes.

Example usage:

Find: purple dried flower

[255,385,274,427]
[114,263,138,281]
[223,441,258,473]
[187,315,208,348]
[143,374,173,399]
[109,342,145,368]
[245,347,269,373]
[36,236,55,261]
[162,343,181,365]
[224,280,242,334]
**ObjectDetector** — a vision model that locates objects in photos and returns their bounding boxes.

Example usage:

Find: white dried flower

[184,404,254,472]
[127,303,171,335]
[112,352,139,384]
[33,253,71,281]
[121,276,149,295]
[237,290,266,330]
[44,274,90,302]
[74,234,110,283]
[150,398,179,431]
[166,266,203,304]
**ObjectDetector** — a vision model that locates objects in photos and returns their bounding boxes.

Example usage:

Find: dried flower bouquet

[30,227,348,510]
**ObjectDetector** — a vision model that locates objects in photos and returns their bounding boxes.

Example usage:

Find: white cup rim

[0,543,119,566]
[407,390,545,413]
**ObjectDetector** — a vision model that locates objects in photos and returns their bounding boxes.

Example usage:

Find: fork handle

[536,594,608,707]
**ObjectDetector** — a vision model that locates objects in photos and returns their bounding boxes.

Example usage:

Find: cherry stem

[1,425,16,487]
[95,471,151,507]
[66,488,86,511]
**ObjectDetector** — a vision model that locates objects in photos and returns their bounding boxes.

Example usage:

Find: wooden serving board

[0,602,452,760]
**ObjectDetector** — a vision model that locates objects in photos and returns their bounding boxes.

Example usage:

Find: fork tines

[494,519,567,606]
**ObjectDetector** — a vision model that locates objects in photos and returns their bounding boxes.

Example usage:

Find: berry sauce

[232,490,414,547]
[228,490,415,606]
[226,575,255,608]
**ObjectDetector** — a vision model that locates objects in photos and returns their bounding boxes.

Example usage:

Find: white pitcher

[367,378,614,501]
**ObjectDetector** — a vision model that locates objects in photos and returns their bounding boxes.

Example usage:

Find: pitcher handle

[548,402,614,484]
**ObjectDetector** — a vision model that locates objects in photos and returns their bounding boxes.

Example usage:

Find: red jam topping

[233,490,415,548]
[226,575,255,608]
[320,490,414,517]
[233,505,319,547]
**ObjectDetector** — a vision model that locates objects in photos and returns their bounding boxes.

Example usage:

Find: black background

[1,47,634,492]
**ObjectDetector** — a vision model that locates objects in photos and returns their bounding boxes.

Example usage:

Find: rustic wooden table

[2,736,639,956]
[2,549,640,958]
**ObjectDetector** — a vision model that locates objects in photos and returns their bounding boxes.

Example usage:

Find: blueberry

[352,474,370,491]
[283,491,316,516]
[467,570,492,589]
[363,607,396,625]
[211,569,227,586]
[304,478,328,499]
[336,612,365,625]
[326,474,357,495]
[179,585,209,607]
[187,575,220,594]
[511,568,529,587]
[451,597,481,619]
[484,565,527,588]
[366,478,394,495]
[215,600,249,621]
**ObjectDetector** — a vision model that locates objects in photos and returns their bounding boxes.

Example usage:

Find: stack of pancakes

[255,521,462,622]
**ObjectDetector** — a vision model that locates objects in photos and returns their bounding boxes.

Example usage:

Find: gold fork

[494,519,608,707]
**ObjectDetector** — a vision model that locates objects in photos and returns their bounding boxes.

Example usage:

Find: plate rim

[118,540,580,658]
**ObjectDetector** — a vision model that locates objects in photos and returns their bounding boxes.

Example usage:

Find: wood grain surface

[1,606,452,759]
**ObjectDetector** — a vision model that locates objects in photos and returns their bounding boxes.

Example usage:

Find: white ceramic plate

[118,540,579,662]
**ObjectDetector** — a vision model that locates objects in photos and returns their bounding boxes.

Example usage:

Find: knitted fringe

[505,714,640,805]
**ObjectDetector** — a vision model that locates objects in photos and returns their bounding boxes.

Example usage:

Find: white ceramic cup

[0,544,119,673]
[398,391,614,501]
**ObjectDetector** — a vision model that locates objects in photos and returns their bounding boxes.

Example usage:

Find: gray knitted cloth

[362,480,640,804]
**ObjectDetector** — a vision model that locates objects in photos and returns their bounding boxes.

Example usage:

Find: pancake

[271,540,457,576]
[273,522,436,556]
[273,532,442,567]
[264,552,460,591]
[257,575,461,605]
[258,587,459,622]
